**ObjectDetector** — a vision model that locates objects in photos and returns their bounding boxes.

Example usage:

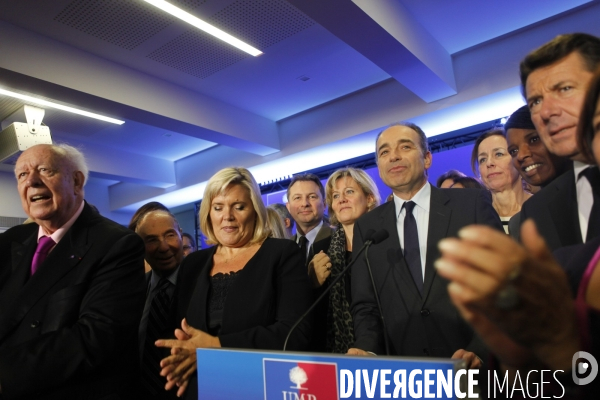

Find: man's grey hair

[15,143,90,186]
[54,144,89,186]
[268,203,294,229]
[375,122,430,159]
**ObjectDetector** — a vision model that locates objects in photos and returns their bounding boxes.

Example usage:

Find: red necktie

[31,236,56,275]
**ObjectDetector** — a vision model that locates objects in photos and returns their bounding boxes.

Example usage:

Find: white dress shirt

[393,182,431,280]
[575,161,593,241]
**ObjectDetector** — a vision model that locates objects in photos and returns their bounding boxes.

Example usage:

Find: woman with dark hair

[436,169,466,188]
[471,129,532,233]
[505,105,570,193]
[449,176,485,189]
[578,70,600,163]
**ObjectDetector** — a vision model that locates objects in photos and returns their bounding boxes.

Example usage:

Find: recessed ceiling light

[0,88,125,125]
[143,0,263,57]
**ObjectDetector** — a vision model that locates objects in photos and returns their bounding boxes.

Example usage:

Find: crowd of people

[1,32,600,400]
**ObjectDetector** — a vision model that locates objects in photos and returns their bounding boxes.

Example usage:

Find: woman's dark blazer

[175,237,313,351]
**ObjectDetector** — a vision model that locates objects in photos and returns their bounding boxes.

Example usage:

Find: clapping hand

[156,318,221,397]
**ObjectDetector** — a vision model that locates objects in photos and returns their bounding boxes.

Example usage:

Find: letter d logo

[572,351,598,385]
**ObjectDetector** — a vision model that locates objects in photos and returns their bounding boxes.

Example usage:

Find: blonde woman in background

[308,167,380,353]
[266,207,291,239]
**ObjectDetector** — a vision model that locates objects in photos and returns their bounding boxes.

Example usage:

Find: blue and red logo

[263,359,339,400]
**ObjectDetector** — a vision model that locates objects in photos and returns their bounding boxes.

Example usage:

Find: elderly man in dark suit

[349,123,502,366]
[0,144,146,399]
[132,206,184,399]
[519,33,600,251]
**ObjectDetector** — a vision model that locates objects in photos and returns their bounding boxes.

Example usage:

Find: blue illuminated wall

[263,143,477,210]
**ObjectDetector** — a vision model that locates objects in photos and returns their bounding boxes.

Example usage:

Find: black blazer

[555,236,600,296]
[175,237,312,349]
[351,186,502,357]
[520,169,582,251]
[0,203,146,400]
[138,270,180,400]
[174,238,313,400]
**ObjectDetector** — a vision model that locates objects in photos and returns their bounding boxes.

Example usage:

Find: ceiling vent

[147,0,315,79]
[54,0,206,50]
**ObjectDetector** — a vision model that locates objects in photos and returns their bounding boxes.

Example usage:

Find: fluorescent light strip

[143,0,262,57]
[0,88,125,125]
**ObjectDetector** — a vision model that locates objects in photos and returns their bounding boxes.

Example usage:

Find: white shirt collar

[303,220,324,244]
[393,182,431,217]
[37,200,85,244]
[574,160,592,180]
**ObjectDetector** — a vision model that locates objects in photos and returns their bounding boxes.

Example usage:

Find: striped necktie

[141,278,172,396]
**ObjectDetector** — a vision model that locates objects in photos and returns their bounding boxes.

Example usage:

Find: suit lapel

[308,223,332,262]
[186,247,215,332]
[548,172,582,246]
[0,205,93,342]
[422,187,451,302]
[314,224,332,243]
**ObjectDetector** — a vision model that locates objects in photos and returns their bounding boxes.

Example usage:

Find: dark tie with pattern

[403,201,423,294]
[141,278,172,396]
[298,235,308,265]
[581,166,600,242]
[31,236,56,275]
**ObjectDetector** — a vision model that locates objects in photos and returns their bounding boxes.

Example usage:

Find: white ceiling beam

[82,142,177,188]
[287,0,456,103]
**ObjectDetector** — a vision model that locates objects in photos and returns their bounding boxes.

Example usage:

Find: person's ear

[366,194,375,210]
[73,171,85,194]
[424,151,432,170]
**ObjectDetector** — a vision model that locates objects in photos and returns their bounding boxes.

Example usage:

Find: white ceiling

[0,0,598,221]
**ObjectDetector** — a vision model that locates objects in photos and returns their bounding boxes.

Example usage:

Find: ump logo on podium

[264,359,339,400]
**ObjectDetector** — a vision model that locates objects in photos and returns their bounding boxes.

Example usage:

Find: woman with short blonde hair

[199,167,270,245]
[158,167,311,398]
[309,167,380,353]
[325,168,380,226]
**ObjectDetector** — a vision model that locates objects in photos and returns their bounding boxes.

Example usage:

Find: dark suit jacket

[295,223,333,351]
[520,169,582,251]
[0,203,146,400]
[174,237,313,399]
[555,236,600,296]
[138,270,180,400]
[294,222,333,265]
[351,186,502,357]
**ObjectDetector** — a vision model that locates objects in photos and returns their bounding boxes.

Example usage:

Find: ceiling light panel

[0,88,125,125]
[146,0,315,80]
[144,0,263,56]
